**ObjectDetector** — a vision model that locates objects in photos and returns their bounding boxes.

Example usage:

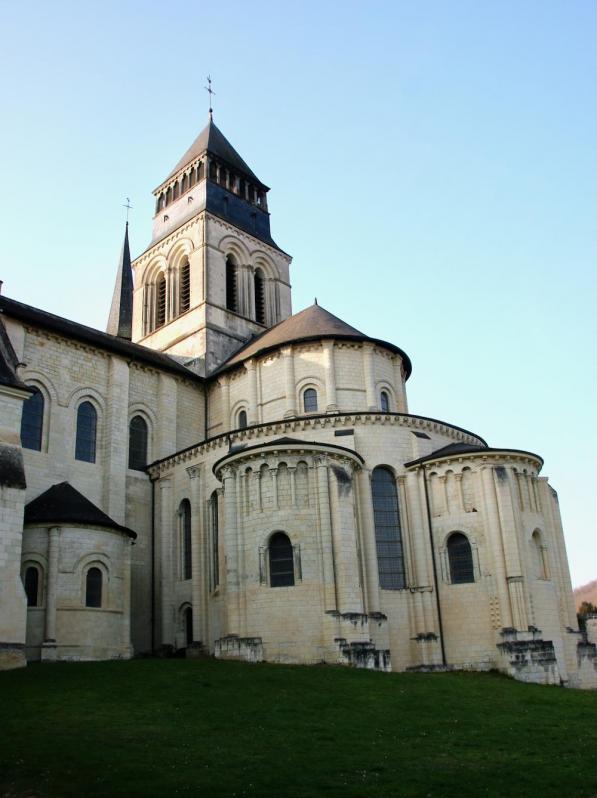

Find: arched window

[179,499,192,580]
[226,255,238,313]
[269,532,294,587]
[372,467,406,589]
[179,258,191,314]
[254,268,266,324]
[209,491,219,591]
[184,606,193,646]
[75,401,97,463]
[85,567,103,608]
[156,274,167,327]
[238,409,248,429]
[166,187,172,205]
[181,173,188,193]
[447,532,475,584]
[380,390,390,413]
[20,386,44,451]
[197,162,204,181]
[303,388,318,413]
[173,181,180,201]
[128,415,148,471]
[24,565,40,607]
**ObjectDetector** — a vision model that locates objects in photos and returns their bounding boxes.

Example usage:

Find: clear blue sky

[1,1,595,586]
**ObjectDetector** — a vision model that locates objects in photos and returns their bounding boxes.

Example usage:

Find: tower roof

[106,222,134,340]
[218,303,413,377]
[161,117,265,189]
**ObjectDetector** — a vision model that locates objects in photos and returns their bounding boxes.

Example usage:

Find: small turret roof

[24,482,137,538]
[162,117,264,187]
[218,303,412,377]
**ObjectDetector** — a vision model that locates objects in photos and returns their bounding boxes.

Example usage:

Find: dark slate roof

[162,118,264,187]
[106,222,134,340]
[0,296,203,383]
[404,442,543,468]
[0,314,30,392]
[24,482,137,538]
[218,303,413,377]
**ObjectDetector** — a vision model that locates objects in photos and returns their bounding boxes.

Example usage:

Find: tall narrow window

[128,415,148,471]
[303,388,318,413]
[269,532,294,587]
[85,567,103,608]
[156,274,166,327]
[372,467,406,589]
[179,499,192,580]
[380,390,390,412]
[254,268,266,324]
[447,532,474,584]
[173,181,180,200]
[179,259,191,313]
[24,566,40,607]
[181,173,188,193]
[184,607,193,645]
[226,255,238,312]
[238,409,248,429]
[210,491,219,591]
[20,387,44,451]
[532,530,548,580]
[75,401,97,463]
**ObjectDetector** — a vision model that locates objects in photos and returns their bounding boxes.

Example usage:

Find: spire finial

[122,197,133,223]
[314,297,318,305]
[205,75,216,119]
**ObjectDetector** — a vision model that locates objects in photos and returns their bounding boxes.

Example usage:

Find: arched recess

[22,561,44,607]
[75,400,98,463]
[268,531,295,587]
[20,386,45,452]
[178,499,192,581]
[180,603,193,646]
[446,532,475,584]
[208,490,219,591]
[128,414,149,471]
[76,555,110,608]
[531,529,549,580]
[19,375,55,452]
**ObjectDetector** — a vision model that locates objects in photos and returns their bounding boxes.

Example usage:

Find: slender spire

[106,221,134,339]
[204,75,215,119]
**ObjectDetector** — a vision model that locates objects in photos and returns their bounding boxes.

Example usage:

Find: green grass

[1,660,597,798]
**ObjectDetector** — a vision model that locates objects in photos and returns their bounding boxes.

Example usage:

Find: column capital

[186,465,201,480]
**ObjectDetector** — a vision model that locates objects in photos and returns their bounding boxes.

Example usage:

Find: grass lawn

[1,659,597,797]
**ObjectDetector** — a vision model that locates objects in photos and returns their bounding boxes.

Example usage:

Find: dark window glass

[20,387,44,451]
[128,415,148,471]
[303,388,318,413]
[447,533,475,584]
[372,467,406,589]
[75,401,97,463]
[173,181,180,200]
[238,409,247,429]
[24,566,39,607]
[180,500,192,580]
[255,269,266,324]
[210,492,219,590]
[156,275,166,327]
[181,174,188,193]
[166,187,172,205]
[380,391,389,412]
[85,567,102,608]
[179,259,191,313]
[269,532,295,587]
[184,607,193,645]
[226,256,238,312]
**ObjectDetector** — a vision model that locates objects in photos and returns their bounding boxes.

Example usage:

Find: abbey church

[1,114,596,687]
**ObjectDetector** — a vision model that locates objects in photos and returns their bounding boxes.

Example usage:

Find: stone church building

[1,115,595,687]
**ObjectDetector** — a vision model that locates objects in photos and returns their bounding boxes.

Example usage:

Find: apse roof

[219,303,413,377]
[162,117,264,187]
[404,442,543,468]
[24,482,137,538]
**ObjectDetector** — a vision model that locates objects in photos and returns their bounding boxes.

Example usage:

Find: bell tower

[130,115,292,375]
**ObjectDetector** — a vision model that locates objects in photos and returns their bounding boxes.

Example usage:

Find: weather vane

[123,197,133,223]
[205,75,216,118]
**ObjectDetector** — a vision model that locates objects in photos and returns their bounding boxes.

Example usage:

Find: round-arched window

[269,532,295,587]
[303,388,318,413]
[447,533,474,584]
[85,567,103,608]
[380,390,390,413]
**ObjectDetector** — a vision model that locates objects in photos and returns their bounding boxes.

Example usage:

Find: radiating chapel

[1,113,595,687]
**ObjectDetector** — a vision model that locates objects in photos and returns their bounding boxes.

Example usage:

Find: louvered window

[180,260,191,313]
[226,256,238,312]
[255,268,266,324]
[156,275,166,327]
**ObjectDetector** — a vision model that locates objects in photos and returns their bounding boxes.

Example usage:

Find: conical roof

[163,117,264,186]
[220,303,412,376]
[106,222,134,340]
[25,481,137,538]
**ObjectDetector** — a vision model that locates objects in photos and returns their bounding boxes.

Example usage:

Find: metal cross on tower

[122,197,133,223]
[205,75,216,118]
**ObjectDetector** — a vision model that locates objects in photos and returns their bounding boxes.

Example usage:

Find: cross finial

[122,197,133,223]
[205,75,216,118]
